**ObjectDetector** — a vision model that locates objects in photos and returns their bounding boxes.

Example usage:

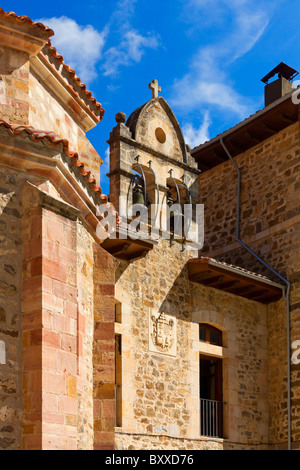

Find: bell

[133,182,145,206]
[167,192,173,207]
[170,209,183,234]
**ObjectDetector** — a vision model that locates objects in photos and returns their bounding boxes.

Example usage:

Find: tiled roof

[0,8,54,37]
[43,40,104,119]
[0,9,103,120]
[191,88,297,154]
[194,256,278,283]
[0,120,108,203]
[188,256,284,304]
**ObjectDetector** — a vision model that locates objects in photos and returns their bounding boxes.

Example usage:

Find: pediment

[126,97,187,163]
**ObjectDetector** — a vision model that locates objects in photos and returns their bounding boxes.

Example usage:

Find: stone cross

[148,79,161,99]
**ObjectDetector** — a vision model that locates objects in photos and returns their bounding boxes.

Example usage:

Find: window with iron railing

[199,324,223,438]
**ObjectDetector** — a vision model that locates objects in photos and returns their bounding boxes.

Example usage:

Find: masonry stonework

[113,240,270,450]
[1,8,300,451]
[197,119,300,447]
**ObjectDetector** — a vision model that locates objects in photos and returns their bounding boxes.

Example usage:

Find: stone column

[21,182,80,450]
[107,113,135,219]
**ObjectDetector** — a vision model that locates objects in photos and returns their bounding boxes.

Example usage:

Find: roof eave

[188,257,284,304]
[191,91,299,172]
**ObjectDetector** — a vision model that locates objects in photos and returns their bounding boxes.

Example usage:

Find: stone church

[0,8,300,451]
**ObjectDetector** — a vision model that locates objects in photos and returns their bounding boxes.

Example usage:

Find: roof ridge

[0,8,54,37]
[43,40,104,118]
[0,9,104,119]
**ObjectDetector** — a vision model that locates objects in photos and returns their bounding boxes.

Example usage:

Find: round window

[155,127,166,143]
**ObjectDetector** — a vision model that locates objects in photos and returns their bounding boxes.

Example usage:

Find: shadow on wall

[0,171,23,450]
[0,46,29,75]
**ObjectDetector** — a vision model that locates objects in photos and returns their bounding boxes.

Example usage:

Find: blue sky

[3,0,300,194]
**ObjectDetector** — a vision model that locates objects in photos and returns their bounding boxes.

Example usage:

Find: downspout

[220,137,292,451]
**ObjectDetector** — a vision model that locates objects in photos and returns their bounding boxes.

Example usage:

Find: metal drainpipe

[220,137,292,450]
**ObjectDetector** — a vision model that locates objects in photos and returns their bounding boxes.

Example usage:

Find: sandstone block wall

[198,120,300,447]
[0,42,103,186]
[28,71,102,181]
[114,240,270,450]
[0,168,24,449]
[0,164,114,450]
[0,53,30,125]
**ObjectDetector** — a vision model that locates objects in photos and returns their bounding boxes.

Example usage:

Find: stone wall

[0,44,102,185]
[0,164,112,450]
[93,245,117,450]
[197,120,300,448]
[0,52,29,125]
[199,122,300,278]
[115,432,268,450]
[0,168,24,449]
[28,68,102,183]
[114,239,271,450]
[76,220,95,449]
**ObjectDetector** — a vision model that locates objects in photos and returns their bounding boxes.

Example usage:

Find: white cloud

[36,16,107,84]
[111,0,139,31]
[172,70,250,118]
[37,1,160,83]
[182,111,211,148]
[172,0,272,118]
[102,0,160,77]
[103,30,160,77]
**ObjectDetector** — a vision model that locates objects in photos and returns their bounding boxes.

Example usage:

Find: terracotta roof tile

[0,8,54,37]
[0,120,109,203]
[0,9,103,119]
[43,40,104,119]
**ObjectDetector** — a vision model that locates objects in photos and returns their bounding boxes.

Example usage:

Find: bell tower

[105,80,201,258]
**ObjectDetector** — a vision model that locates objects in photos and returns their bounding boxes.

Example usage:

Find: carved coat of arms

[149,311,176,356]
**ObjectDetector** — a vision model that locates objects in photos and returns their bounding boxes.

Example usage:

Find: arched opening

[166,171,192,247]
[128,157,159,232]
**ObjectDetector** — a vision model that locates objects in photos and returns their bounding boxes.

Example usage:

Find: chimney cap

[261,62,299,84]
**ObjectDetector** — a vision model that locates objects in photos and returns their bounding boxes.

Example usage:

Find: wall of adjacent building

[0,12,114,451]
[197,120,300,448]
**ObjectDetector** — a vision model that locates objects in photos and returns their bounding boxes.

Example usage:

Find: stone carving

[149,311,176,356]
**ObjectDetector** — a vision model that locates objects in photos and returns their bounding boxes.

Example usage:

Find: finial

[115,112,127,124]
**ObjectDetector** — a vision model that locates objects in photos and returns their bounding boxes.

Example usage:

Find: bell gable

[127,96,188,163]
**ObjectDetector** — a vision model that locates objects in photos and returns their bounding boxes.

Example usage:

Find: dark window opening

[200,355,223,438]
[115,334,122,427]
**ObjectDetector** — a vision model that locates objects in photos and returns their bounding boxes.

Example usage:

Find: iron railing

[200,398,223,438]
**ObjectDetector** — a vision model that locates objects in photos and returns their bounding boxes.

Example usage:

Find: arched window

[199,324,222,346]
